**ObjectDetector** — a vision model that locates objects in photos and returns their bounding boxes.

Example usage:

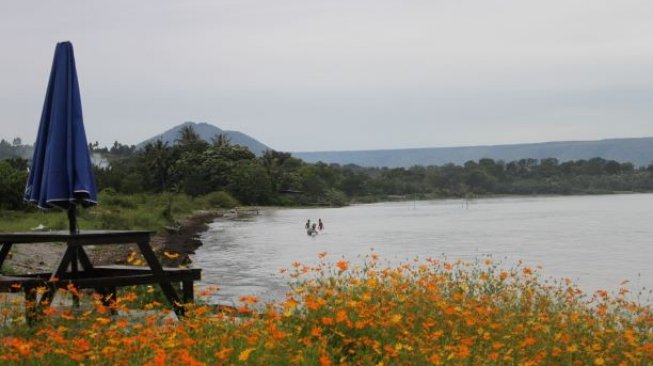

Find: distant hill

[138,122,271,156]
[292,137,653,168]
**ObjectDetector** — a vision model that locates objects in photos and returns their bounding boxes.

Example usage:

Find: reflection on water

[194,194,653,305]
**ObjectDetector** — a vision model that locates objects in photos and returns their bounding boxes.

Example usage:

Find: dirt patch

[3,242,64,274]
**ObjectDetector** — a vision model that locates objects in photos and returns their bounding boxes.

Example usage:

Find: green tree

[260,150,303,193]
[0,161,28,209]
[227,160,272,204]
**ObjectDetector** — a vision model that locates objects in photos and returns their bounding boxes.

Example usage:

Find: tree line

[2,126,653,210]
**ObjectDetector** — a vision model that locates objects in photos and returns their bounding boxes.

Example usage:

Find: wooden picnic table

[0,230,200,323]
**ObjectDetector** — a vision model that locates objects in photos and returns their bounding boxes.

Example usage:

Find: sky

[1,1,653,152]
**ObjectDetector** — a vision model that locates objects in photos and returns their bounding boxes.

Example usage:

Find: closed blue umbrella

[24,41,97,234]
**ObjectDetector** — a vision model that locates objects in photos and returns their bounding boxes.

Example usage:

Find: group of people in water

[305,218,324,236]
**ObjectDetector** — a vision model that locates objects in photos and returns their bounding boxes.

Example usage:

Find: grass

[0,255,651,365]
[0,191,238,234]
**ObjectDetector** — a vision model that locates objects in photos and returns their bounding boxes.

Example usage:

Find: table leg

[137,241,185,316]
[25,286,37,326]
[107,287,117,315]
[70,247,80,308]
[76,247,94,271]
[0,242,13,270]
[182,280,194,303]
[73,247,116,314]
[40,246,76,307]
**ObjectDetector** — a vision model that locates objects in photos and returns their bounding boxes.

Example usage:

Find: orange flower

[383,344,399,357]
[215,348,233,360]
[73,338,91,353]
[491,342,503,350]
[429,354,442,364]
[336,310,349,323]
[305,296,323,311]
[456,345,471,359]
[239,296,258,304]
[310,326,322,337]
[319,354,331,366]
[122,291,138,302]
[336,259,349,272]
[521,336,536,347]
[152,349,167,366]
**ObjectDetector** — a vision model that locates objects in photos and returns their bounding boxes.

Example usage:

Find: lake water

[194,194,653,305]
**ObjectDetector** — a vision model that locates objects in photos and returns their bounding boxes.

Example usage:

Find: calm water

[194,194,653,305]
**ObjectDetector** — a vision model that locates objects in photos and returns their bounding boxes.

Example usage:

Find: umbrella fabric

[24,41,97,210]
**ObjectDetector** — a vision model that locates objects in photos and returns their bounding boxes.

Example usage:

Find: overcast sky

[1,1,653,152]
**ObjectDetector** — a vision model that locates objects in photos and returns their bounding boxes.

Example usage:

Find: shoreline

[6,191,651,273]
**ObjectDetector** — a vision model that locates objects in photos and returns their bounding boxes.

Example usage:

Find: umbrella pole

[67,204,78,234]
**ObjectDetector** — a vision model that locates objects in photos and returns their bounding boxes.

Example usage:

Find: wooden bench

[0,274,49,292]
[0,266,200,298]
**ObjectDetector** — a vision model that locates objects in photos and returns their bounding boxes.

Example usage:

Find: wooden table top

[0,230,154,244]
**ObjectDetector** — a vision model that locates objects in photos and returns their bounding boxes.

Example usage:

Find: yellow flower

[594,357,605,365]
[567,345,578,352]
[95,317,111,325]
[163,251,179,259]
[238,348,255,362]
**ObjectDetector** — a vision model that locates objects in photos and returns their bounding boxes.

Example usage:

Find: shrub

[97,212,130,230]
[201,191,239,208]
[98,193,137,209]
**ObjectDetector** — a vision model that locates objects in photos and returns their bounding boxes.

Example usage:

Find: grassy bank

[0,256,651,365]
[0,191,239,234]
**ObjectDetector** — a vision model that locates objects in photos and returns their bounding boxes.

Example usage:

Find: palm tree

[143,139,170,191]
[211,133,231,147]
[176,125,201,146]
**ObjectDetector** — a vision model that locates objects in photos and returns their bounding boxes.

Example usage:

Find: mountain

[292,137,653,168]
[138,122,271,156]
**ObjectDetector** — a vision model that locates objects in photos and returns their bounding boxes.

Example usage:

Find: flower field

[1,254,652,365]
